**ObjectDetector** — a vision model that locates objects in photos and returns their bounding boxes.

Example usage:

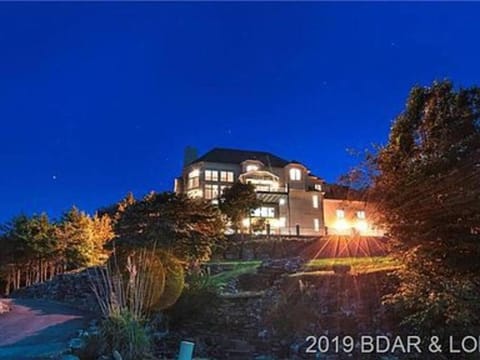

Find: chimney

[184,146,198,166]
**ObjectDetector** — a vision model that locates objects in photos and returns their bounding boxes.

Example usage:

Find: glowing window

[187,169,200,189]
[205,170,218,182]
[336,209,345,219]
[220,171,234,182]
[289,168,301,181]
[312,195,319,208]
[314,184,322,191]
[314,218,320,231]
[246,164,258,172]
[189,169,199,178]
[252,207,275,218]
[357,211,365,219]
[204,184,219,200]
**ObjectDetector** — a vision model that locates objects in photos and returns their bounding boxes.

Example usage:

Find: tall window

[205,184,219,200]
[312,195,319,208]
[314,218,320,231]
[289,168,301,181]
[336,209,345,218]
[188,169,200,189]
[205,169,218,182]
[220,171,234,182]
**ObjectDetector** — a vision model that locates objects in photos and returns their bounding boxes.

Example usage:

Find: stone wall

[214,235,388,261]
[12,268,102,315]
[214,236,319,260]
[161,269,398,359]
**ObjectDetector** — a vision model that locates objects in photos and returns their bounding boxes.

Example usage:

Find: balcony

[253,184,288,193]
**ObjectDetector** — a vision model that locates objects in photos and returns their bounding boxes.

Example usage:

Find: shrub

[100,311,153,360]
[166,269,219,327]
[89,247,184,359]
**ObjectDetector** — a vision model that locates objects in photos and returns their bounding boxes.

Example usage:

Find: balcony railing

[254,185,288,193]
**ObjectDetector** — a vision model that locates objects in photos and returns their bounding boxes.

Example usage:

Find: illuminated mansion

[174,147,383,236]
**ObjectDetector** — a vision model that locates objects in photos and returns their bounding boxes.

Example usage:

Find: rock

[112,350,123,360]
[0,300,11,314]
[68,337,84,350]
[60,355,80,360]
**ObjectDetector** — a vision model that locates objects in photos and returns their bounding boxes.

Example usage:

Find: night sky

[1,2,479,222]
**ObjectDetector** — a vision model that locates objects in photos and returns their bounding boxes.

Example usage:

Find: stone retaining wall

[12,268,102,314]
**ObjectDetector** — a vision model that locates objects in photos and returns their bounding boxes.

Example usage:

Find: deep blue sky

[1,3,479,222]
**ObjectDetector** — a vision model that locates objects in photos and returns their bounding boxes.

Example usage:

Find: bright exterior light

[355,220,369,233]
[242,218,250,227]
[333,219,349,231]
[269,217,286,228]
[279,198,286,205]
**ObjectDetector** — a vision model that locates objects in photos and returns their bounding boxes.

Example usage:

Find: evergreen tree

[0,214,59,294]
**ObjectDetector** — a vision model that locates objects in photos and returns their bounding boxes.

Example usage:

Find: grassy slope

[208,261,262,288]
[207,256,400,288]
[305,256,400,274]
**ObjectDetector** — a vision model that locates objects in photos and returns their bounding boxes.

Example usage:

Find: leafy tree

[112,192,226,265]
[219,182,261,233]
[373,81,480,336]
[56,207,113,269]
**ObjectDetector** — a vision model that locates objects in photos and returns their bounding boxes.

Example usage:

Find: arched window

[289,168,301,181]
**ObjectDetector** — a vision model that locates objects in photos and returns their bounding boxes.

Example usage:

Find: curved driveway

[0,298,92,359]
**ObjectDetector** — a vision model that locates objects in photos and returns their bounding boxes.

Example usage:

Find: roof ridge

[211,146,276,155]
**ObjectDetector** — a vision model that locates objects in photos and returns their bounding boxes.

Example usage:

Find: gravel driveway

[0,298,92,359]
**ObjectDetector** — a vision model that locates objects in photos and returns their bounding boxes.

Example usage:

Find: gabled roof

[191,147,290,168]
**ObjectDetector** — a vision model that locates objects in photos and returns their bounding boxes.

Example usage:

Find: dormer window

[289,168,301,181]
[246,164,259,172]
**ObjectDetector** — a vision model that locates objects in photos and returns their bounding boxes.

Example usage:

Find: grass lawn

[208,260,262,288]
[206,257,400,289]
[304,256,401,274]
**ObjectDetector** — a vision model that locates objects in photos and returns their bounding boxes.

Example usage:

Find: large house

[174,147,383,236]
